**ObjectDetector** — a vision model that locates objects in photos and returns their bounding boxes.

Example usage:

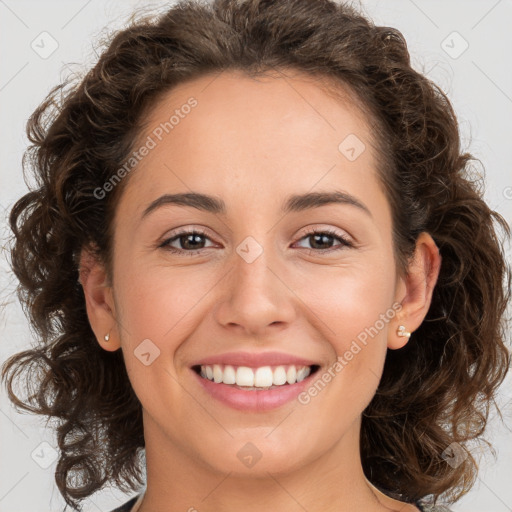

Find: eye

[158,227,353,256]
[293,228,353,255]
[159,228,215,256]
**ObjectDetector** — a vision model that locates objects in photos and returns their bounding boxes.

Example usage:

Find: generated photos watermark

[93,97,198,200]
[297,301,403,405]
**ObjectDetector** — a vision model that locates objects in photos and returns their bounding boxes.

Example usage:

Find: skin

[80,69,441,512]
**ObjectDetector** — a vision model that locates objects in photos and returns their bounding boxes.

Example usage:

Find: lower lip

[191,368,317,412]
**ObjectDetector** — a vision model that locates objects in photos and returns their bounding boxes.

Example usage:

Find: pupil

[312,234,332,249]
[183,233,204,249]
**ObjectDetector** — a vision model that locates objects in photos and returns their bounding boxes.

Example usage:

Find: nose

[214,245,297,337]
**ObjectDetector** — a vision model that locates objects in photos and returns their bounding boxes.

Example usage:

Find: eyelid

[160,224,213,240]
[158,225,214,247]
[292,226,354,252]
[158,224,355,256]
[295,224,352,241]
[159,225,351,244]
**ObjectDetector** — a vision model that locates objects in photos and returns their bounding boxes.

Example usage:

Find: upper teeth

[200,364,312,387]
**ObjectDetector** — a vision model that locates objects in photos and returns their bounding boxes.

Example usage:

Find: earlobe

[78,245,120,351]
[388,322,412,350]
[388,232,442,350]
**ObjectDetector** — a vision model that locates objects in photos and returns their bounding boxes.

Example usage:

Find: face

[100,70,409,476]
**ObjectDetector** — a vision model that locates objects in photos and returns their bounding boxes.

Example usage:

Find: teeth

[199,364,312,387]
[237,366,255,386]
[222,365,236,384]
[296,366,309,382]
[273,366,287,385]
[213,364,223,383]
[286,365,297,384]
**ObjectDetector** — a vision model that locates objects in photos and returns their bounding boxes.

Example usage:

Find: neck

[136,412,412,512]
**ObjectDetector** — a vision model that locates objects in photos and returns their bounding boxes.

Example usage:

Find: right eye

[159,228,216,256]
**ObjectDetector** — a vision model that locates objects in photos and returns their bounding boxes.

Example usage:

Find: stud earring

[104,331,110,342]
[397,325,411,338]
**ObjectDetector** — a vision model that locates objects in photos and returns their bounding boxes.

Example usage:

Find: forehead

[120,69,381,216]
[137,68,373,152]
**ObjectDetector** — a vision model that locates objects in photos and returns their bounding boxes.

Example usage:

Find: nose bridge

[214,233,296,334]
[234,234,276,290]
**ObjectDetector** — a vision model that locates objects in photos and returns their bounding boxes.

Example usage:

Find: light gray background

[1,1,511,511]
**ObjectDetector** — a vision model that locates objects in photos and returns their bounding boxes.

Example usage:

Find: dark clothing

[109,495,138,512]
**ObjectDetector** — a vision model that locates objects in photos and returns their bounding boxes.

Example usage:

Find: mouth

[190,362,323,412]
[191,363,321,390]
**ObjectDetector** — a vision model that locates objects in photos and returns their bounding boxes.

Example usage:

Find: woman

[2,0,510,511]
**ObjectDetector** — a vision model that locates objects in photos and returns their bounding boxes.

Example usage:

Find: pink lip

[190,351,318,368]
[191,367,319,412]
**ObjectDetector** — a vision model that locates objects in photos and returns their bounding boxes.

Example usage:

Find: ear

[388,231,442,350]
[78,245,121,351]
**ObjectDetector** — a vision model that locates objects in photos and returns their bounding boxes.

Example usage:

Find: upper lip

[191,351,319,368]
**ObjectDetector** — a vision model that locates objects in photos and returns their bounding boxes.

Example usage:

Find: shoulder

[108,495,140,512]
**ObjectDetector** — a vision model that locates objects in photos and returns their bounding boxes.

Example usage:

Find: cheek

[294,258,395,402]
[113,268,205,413]
[297,258,396,346]
[113,242,216,337]
[299,279,392,428]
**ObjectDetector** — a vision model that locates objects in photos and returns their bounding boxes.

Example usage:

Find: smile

[194,363,319,388]
[191,364,321,411]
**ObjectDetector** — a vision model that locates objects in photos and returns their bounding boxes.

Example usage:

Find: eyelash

[158,227,354,256]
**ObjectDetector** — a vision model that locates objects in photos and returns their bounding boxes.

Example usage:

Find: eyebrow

[141,190,372,219]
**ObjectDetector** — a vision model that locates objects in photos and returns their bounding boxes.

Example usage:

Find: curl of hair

[2,0,510,510]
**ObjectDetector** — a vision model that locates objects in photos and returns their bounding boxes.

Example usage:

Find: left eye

[159,228,353,255]
[294,229,353,253]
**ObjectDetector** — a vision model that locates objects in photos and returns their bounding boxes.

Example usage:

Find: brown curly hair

[2,0,511,510]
